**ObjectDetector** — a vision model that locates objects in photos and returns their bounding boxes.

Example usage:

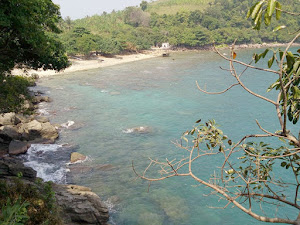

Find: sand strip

[12,50,164,78]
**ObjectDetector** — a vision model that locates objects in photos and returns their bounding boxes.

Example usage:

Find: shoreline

[12,50,164,78]
[11,42,300,78]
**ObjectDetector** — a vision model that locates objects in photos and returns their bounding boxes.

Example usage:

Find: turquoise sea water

[32,49,298,224]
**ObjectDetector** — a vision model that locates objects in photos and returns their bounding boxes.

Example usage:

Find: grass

[147,0,214,14]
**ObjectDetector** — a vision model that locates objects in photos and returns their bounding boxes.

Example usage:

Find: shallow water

[27,49,298,224]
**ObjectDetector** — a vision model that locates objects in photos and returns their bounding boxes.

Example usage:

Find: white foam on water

[61,120,75,129]
[27,144,62,153]
[24,161,67,183]
[23,144,67,183]
[104,199,117,213]
[122,126,148,134]
[122,128,134,134]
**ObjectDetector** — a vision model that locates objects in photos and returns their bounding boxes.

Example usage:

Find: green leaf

[293,60,300,72]
[267,0,276,17]
[275,1,282,20]
[267,81,280,92]
[261,49,269,58]
[264,11,271,26]
[251,1,264,19]
[272,25,286,32]
[293,86,300,99]
[247,4,256,19]
[286,51,295,69]
[268,56,275,68]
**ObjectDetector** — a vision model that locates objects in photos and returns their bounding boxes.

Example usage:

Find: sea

[23,48,299,225]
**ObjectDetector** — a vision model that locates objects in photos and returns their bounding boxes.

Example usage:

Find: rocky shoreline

[0,84,110,224]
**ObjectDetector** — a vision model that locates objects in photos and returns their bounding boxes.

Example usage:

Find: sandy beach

[12,50,164,78]
[11,43,300,78]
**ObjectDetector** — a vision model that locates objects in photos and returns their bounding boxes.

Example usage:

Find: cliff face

[0,158,109,225]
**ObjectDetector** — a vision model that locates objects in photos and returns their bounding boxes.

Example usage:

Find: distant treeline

[58,0,300,56]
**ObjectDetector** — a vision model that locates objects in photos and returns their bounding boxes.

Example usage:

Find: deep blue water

[31,49,299,225]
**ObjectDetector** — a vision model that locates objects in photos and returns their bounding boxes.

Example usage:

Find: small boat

[162,53,170,57]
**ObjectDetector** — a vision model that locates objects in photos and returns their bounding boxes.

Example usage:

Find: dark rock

[0,158,37,179]
[32,96,53,104]
[0,143,8,157]
[9,140,31,155]
[0,125,20,140]
[54,184,109,225]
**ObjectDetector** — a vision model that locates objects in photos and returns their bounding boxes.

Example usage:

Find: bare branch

[196,81,239,95]
[214,46,280,74]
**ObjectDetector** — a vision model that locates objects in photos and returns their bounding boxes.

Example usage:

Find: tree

[140,1,148,11]
[124,7,150,27]
[65,16,73,30]
[134,1,300,224]
[0,0,69,76]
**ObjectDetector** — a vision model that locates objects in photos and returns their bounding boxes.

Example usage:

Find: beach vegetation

[58,0,300,56]
[0,76,34,114]
[0,0,69,76]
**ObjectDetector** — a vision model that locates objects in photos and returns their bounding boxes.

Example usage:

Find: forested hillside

[58,0,300,56]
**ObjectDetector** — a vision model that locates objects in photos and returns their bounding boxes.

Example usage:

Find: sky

[52,0,149,20]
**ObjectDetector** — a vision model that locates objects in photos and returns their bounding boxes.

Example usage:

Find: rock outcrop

[0,159,110,225]
[54,185,109,225]
[8,140,31,155]
[0,113,59,156]
[0,113,18,126]
[0,158,37,179]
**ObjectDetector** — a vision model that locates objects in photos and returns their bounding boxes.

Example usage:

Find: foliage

[0,76,34,114]
[0,0,69,76]
[58,0,300,56]
[133,0,300,224]
[0,178,62,225]
[140,1,148,11]
[0,197,29,225]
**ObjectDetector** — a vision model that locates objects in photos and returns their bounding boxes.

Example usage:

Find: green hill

[147,0,213,15]
[58,0,300,56]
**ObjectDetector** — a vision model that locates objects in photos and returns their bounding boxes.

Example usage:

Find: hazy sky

[52,0,148,20]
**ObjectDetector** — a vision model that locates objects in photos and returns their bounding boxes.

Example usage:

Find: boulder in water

[70,152,87,163]
[9,140,31,155]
